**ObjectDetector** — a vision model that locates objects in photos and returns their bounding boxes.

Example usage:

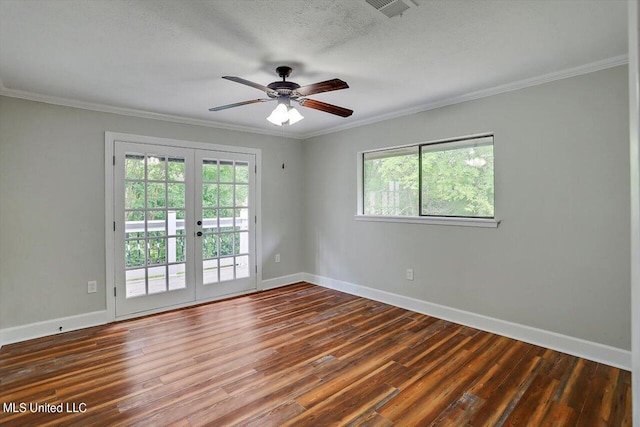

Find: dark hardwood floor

[0,283,631,426]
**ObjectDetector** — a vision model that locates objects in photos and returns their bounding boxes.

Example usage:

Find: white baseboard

[259,272,307,291]
[302,273,631,370]
[0,273,307,348]
[1,273,630,372]
[0,310,109,348]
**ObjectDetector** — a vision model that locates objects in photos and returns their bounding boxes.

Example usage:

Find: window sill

[354,215,500,228]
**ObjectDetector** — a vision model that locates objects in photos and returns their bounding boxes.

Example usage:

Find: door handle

[196,231,203,237]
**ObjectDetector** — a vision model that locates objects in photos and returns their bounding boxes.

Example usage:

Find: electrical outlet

[406,269,414,281]
[88,280,97,293]
[275,254,281,263]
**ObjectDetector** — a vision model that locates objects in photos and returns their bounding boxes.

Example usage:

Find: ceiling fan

[209,66,353,126]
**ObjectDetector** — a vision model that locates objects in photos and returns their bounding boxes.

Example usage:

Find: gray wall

[0,96,305,328]
[0,66,631,350]
[303,66,630,350]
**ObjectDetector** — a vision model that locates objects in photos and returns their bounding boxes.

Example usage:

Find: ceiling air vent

[366,0,419,18]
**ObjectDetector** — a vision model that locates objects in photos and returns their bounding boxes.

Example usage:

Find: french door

[114,141,256,317]
[194,151,256,300]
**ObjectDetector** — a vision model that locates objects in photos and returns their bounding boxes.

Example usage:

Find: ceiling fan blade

[298,99,353,117]
[209,98,274,111]
[222,76,278,96]
[292,79,349,97]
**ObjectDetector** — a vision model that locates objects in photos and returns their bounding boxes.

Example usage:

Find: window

[360,135,496,226]
[363,146,419,216]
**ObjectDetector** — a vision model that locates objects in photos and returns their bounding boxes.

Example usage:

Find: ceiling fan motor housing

[267,81,300,97]
[267,66,300,98]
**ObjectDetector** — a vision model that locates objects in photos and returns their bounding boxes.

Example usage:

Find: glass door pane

[115,142,194,317]
[195,151,255,299]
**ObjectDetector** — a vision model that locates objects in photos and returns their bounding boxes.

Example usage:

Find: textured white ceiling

[0,0,628,138]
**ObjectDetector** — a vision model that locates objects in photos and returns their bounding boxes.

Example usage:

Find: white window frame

[105,132,263,322]
[356,133,500,228]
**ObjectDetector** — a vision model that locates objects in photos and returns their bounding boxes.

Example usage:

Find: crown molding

[0,54,628,141]
[0,86,304,140]
[302,54,630,139]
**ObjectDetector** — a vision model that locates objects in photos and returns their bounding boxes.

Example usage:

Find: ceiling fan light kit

[285,106,304,125]
[266,99,304,126]
[209,66,353,126]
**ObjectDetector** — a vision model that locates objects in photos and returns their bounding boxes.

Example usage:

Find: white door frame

[629,0,640,421]
[105,131,263,321]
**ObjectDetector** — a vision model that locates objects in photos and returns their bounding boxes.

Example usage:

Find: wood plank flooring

[0,283,631,426]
